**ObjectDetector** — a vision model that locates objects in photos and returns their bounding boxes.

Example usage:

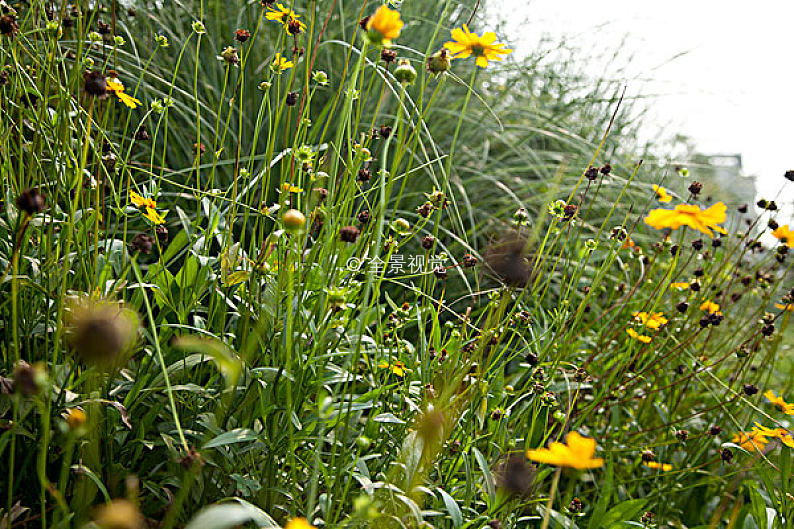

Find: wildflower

[626,328,652,343]
[281,183,303,193]
[284,518,315,529]
[66,296,139,367]
[632,311,667,331]
[192,20,206,34]
[526,431,604,469]
[699,300,721,315]
[421,235,435,250]
[365,5,404,46]
[16,188,47,215]
[443,24,512,68]
[266,3,305,33]
[652,184,672,203]
[772,225,794,247]
[670,282,689,290]
[378,360,406,377]
[65,407,87,431]
[106,78,141,109]
[644,202,727,237]
[234,28,251,42]
[775,303,794,311]
[129,190,164,224]
[732,431,768,453]
[271,53,294,72]
[93,499,144,529]
[764,390,794,414]
[381,48,398,63]
[312,70,329,85]
[751,423,788,439]
[643,461,672,471]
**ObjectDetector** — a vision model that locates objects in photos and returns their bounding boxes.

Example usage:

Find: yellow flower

[526,431,604,469]
[772,225,794,247]
[731,431,769,453]
[143,207,165,225]
[751,423,788,439]
[443,24,512,68]
[644,202,727,237]
[284,518,315,529]
[669,282,690,290]
[266,3,305,33]
[632,311,667,331]
[281,183,303,193]
[775,303,794,312]
[272,53,294,72]
[65,407,87,430]
[626,328,652,343]
[764,390,794,414]
[106,79,141,109]
[652,184,672,203]
[378,360,406,377]
[643,461,672,471]
[699,300,721,315]
[129,190,157,210]
[365,5,404,45]
[782,434,794,448]
[621,238,636,250]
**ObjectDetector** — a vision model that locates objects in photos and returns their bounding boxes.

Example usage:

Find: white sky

[497,0,793,218]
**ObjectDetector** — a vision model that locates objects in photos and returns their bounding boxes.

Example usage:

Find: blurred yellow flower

[644,202,727,237]
[281,182,303,193]
[669,282,690,290]
[643,461,672,471]
[772,224,794,247]
[366,5,403,45]
[632,311,667,331]
[106,79,141,109]
[732,431,769,453]
[652,184,672,203]
[444,24,512,68]
[764,390,794,414]
[626,328,652,343]
[272,53,294,71]
[526,431,604,469]
[775,303,794,311]
[285,518,315,529]
[378,360,406,377]
[699,300,721,315]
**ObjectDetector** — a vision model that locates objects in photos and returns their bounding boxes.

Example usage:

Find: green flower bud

[393,59,417,85]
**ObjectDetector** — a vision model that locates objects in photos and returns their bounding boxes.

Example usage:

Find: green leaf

[598,499,647,528]
[185,499,279,529]
[203,428,259,449]
[438,488,463,528]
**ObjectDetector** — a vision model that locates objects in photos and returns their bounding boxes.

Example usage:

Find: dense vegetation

[1,0,793,528]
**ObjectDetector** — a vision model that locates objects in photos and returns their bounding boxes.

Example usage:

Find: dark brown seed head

[379,124,393,139]
[676,301,689,313]
[156,224,169,246]
[357,209,370,224]
[483,230,534,288]
[785,170,794,182]
[743,384,758,395]
[381,48,397,63]
[0,14,19,37]
[83,70,108,97]
[585,166,599,181]
[357,168,371,182]
[134,124,150,141]
[641,449,655,462]
[433,266,448,280]
[234,28,251,42]
[358,16,371,30]
[130,233,154,254]
[599,163,612,175]
[709,424,722,436]
[12,360,39,396]
[720,447,733,462]
[339,225,360,243]
[421,235,435,250]
[287,19,302,35]
[462,253,478,268]
[16,188,46,215]
[688,181,703,195]
[285,92,298,106]
[675,429,689,442]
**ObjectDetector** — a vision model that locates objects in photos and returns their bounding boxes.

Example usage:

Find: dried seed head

[462,253,478,268]
[339,225,360,243]
[234,28,250,42]
[357,209,371,224]
[285,91,299,106]
[585,166,599,181]
[134,124,150,141]
[380,48,397,63]
[66,296,139,368]
[155,224,169,246]
[709,424,722,436]
[421,235,435,250]
[688,181,703,195]
[600,163,612,175]
[15,188,46,215]
[130,233,154,254]
[83,70,108,97]
[743,384,758,395]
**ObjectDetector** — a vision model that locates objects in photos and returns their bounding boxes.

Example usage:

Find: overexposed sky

[497,0,793,216]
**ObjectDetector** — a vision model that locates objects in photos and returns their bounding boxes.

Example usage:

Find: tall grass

[1,0,793,528]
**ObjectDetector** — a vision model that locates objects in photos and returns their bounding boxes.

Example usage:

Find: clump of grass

[0,1,793,528]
